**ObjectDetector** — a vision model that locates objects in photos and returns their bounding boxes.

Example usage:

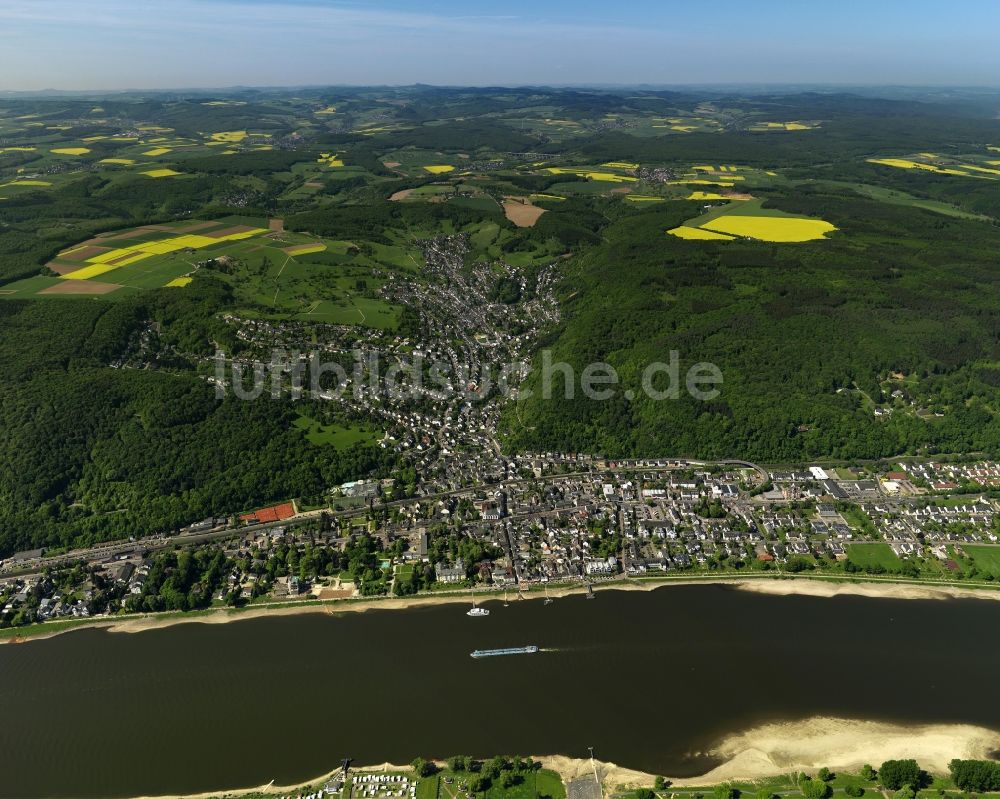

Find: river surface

[2,584,999,799]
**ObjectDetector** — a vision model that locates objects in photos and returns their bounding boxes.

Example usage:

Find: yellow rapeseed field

[100,158,135,165]
[51,147,90,156]
[867,158,987,178]
[164,276,193,288]
[143,148,172,157]
[63,264,121,281]
[961,165,1000,176]
[701,215,837,242]
[318,153,345,167]
[84,249,153,265]
[1,180,51,187]
[668,180,736,187]
[424,165,455,174]
[668,226,735,241]
[687,192,731,201]
[63,227,270,281]
[142,169,182,178]
[755,121,814,131]
[210,131,248,143]
[287,244,327,256]
[545,167,636,183]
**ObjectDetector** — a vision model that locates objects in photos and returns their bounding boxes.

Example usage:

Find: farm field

[0,218,274,296]
[749,120,819,131]
[0,213,406,328]
[867,152,1000,179]
[668,198,837,242]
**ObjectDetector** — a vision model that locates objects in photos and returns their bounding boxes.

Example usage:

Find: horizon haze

[2,0,1000,91]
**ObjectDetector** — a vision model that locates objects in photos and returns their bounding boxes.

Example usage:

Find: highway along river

[1,584,999,798]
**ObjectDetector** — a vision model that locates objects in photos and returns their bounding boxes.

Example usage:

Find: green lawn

[961,545,1000,578]
[293,414,379,448]
[840,505,877,537]
[417,775,440,799]
[424,768,564,799]
[848,542,903,569]
[533,770,566,799]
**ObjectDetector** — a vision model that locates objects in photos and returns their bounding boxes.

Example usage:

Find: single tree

[879,761,922,791]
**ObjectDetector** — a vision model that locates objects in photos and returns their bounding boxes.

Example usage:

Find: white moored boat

[467,587,489,617]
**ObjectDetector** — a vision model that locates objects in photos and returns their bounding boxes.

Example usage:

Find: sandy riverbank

[732,578,1000,603]
[672,717,1000,785]
[4,574,1000,646]
[543,717,1000,789]
[125,715,1000,799]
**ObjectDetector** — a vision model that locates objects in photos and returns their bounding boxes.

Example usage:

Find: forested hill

[0,291,392,557]
[501,186,1000,461]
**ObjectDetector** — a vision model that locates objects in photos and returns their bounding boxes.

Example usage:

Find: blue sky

[1,0,999,91]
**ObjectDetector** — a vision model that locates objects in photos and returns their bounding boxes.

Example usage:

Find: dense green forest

[502,190,1000,460]
[0,291,393,556]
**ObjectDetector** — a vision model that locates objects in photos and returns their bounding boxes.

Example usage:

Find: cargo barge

[470,646,539,658]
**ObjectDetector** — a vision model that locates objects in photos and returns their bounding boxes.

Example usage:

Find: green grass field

[418,768,565,799]
[840,505,877,537]
[816,180,991,221]
[417,775,440,799]
[848,542,903,570]
[961,545,1000,578]
[293,414,380,448]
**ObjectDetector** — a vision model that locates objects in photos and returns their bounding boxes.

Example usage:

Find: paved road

[568,777,602,799]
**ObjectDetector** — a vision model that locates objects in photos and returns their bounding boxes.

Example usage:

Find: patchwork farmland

[0,215,404,328]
